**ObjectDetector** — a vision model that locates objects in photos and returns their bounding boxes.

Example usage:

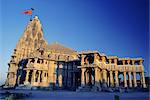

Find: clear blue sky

[0,0,149,85]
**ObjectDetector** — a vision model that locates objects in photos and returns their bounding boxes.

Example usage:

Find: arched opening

[28,70,33,83]
[118,72,124,87]
[35,71,39,82]
[126,73,129,87]
[136,73,141,87]
[84,55,94,65]
[84,67,95,86]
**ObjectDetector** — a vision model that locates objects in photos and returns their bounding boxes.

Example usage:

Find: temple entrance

[85,67,95,86]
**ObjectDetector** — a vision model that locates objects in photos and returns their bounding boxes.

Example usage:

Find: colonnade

[81,67,146,88]
[24,69,48,86]
[80,53,147,89]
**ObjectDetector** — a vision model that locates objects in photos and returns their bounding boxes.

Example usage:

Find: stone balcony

[117,65,144,72]
[26,63,48,70]
[94,61,144,72]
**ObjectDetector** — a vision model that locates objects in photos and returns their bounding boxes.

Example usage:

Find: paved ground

[0,90,149,100]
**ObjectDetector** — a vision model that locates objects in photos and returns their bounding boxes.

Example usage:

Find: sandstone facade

[5,16,147,90]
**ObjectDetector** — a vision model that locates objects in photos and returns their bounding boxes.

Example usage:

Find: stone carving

[5,16,147,91]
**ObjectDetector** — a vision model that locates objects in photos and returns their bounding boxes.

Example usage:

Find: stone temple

[5,16,147,91]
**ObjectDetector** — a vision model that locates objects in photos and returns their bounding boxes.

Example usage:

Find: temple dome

[46,42,77,54]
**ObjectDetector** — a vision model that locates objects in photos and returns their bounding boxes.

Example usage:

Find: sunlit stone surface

[4,16,147,91]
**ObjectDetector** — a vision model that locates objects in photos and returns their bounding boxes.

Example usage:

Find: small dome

[34,16,38,19]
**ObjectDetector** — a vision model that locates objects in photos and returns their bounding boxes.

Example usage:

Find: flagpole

[30,14,32,21]
[22,8,34,21]
[30,8,34,21]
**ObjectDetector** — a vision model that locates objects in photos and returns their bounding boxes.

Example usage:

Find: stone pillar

[107,77,110,86]
[132,60,135,65]
[81,55,86,65]
[128,72,132,88]
[95,67,99,87]
[94,53,98,64]
[123,72,127,87]
[127,60,130,65]
[42,71,45,82]
[17,75,21,85]
[114,59,117,64]
[102,56,106,63]
[81,68,85,86]
[141,72,146,88]
[133,72,137,87]
[73,73,76,88]
[139,60,143,65]
[102,69,107,83]
[109,59,112,64]
[99,70,102,82]
[38,71,41,84]
[58,74,62,87]
[115,71,119,87]
[31,70,36,85]
[140,73,143,87]
[72,62,76,88]
[85,71,89,85]
[24,70,30,84]
[110,71,114,87]
[122,60,125,65]
[48,61,56,86]
[35,58,38,64]
[64,63,67,86]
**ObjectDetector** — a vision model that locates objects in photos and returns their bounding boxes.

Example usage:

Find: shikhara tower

[5,16,147,90]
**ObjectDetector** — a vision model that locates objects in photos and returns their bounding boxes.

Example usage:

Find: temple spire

[16,16,47,50]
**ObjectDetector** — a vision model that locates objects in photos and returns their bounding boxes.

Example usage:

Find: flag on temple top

[22,8,34,15]
[22,10,32,15]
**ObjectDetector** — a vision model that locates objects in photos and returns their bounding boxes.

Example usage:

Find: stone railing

[26,63,48,70]
[95,60,144,72]
[26,63,34,68]
[117,65,144,72]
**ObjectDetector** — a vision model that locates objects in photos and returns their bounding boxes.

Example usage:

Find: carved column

[115,71,119,87]
[109,59,112,64]
[141,72,146,88]
[73,72,76,88]
[139,60,143,65]
[102,69,107,83]
[58,74,62,87]
[122,60,125,65]
[81,68,85,86]
[128,72,132,87]
[109,71,114,87]
[24,70,30,84]
[114,59,117,64]
[123,72,127,87]
[48,61,56,86]
[94,53,98,64]
[42,71,45,82]
[102,56,106,63]
[31,70,36,85]
[132,60,135,65]
[38,71,41,84]
[95,67,99,87]
[72,62,76,88]
[127,60,130,65]
[17,75,21,85]
[133,72,137,87]
[81,55,86,65]
[85,71,89,85]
